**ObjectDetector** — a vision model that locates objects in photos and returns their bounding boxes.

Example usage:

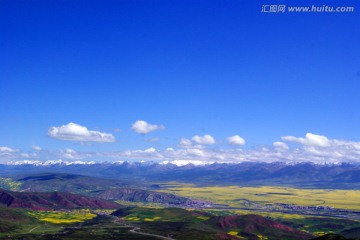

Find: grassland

[120,207,211,223]
[3,205,358,239]
[204,208,307,219]
[26,209,96,224]
[158,183,360,237]
[0,207,63,238]
[115,200,165,208]
[160,184,360,210]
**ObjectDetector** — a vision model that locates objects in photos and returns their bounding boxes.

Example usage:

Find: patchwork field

[2,202,359,239]
[26,209,96,224]
[118,207,211,223]
[160,184,360,210]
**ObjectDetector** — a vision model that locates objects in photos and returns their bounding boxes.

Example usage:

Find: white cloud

[273,141,289,150]
[0,146,17,152]
[48,122,115,142]
[32,146,42,151]
[4,132,360,165]
[100,133,360,164]
[186,148,205,157]
[0,146,22,163]
[144,147,157,153]
[227,135,246,145]
[179,138,192,147]
[58,148,91,160]
[282,133,329,147]
[20,153,31,158]
[120,147,163,160]
[61,148,77,159]
[131,120,165,134]
[192,134,215,145]
[278,133,360,162]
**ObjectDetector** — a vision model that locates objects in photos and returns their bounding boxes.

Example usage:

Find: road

[27,225,40,233]
[129,227,175,240]
[113,216,175,240]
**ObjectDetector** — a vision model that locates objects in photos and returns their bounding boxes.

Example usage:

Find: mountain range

[2,161,360,189]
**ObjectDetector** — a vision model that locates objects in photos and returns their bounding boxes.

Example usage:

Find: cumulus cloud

[100,133,360,164]
[0,146,22,163]
[48,122,115,142]
[60,148,78,159]
[20,153,31,158]
[32,146,42,151]
[0,146,18,152]
[273,141,289,150]
[192,134,215,145]
[120,147,163,160]
[227,135,246,145]
[282,133,330,147]
[131,120,165,134]
[4,132,360,165]
[179,138,193,147]
[39,148,93,161]
[278,133,360,162]
[143,147,157,153]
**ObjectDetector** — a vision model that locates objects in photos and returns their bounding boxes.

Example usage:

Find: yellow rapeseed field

[27,209,96,224]
[161,184,360,210]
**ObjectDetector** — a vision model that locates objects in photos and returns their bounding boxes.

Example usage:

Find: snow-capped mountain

[1,160,359,189]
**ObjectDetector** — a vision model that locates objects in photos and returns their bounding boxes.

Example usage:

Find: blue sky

[1,0,360,164]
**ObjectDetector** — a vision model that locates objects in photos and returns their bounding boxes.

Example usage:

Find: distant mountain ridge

[6,159,355,167]
[1,161,360,189]
[16,173,129,193]
[96,187,188,204]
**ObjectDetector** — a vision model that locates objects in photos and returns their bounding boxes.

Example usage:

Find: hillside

[206,214,314,240]
[0,207,37,233]
[2,196,355,240]
[311,233,354,240]
[1,173,193,205]
[111,207,315,240]
[0,189,121,210]
[96,187,188,204]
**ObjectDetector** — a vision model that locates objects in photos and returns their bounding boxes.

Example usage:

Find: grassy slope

[0,206,63,238]
[1,206,316,240]
[113,207,315,240]
[3,205,360,239]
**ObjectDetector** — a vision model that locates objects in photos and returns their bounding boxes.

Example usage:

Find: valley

[159,184,360,219]
[1,162,360,239]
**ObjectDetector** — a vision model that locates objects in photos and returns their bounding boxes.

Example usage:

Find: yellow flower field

[161,184,360,210]
[27,209,96,224]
